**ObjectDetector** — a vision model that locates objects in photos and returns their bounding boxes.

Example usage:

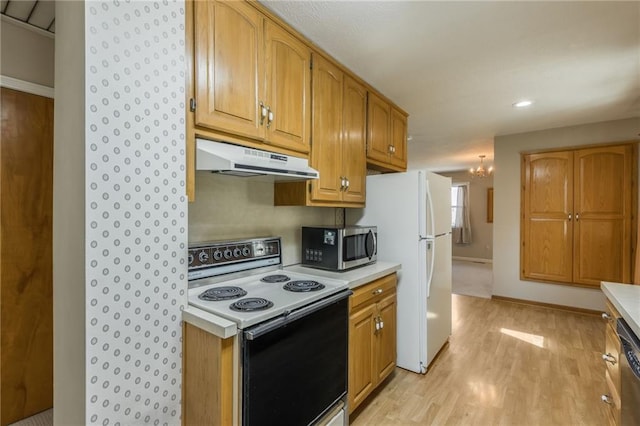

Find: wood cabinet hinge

[190,98,196,112]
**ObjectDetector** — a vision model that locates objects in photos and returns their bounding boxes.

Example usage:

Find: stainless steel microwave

[301,226,377,271]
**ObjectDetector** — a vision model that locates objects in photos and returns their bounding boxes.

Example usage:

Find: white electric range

[187,236,350,426]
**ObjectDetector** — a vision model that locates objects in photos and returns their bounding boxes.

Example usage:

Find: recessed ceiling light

[513,100,533,108]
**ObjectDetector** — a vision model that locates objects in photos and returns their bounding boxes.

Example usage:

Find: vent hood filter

[196,139,319,180]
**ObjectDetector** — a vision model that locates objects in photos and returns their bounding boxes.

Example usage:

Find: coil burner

[229,298,274,312]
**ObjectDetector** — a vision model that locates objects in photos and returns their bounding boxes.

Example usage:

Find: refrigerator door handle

[426,240,435,299]
[426,181,435,238]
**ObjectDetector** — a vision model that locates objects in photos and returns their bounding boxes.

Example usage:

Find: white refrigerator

[347,170,452,374]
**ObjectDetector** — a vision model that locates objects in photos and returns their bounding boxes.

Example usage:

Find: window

[451,183,472,244]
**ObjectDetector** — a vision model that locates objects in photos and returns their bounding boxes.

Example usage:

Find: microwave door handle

[366,230,377,259]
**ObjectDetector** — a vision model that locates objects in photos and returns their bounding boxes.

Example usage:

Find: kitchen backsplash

[189,172,338,265]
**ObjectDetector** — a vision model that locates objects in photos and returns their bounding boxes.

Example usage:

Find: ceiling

[261,1,640,172]
[1,0,55,33]
[2,1,637,172]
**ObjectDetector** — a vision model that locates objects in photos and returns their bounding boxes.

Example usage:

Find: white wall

[189,173,338,265]
[55,2,187,425]
[493,117,639,311]
[439,170,493,260]
[1,17,55,87]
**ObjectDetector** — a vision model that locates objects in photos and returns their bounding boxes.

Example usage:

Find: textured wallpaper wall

[85,1,186,424]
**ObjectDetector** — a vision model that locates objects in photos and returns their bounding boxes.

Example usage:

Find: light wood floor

[351,295,609,426]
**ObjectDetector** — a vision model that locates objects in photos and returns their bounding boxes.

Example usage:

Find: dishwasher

[617,318,640,425]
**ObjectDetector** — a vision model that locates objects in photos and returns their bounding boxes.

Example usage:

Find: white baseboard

[452,256,493,264]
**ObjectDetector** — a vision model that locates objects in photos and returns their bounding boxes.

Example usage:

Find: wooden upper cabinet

[274,54,366,207]
[366,92,407,172]
[264,20,311,153]
[390,108,408,169]
[522,151,574,283]
[192,0,310,153]
[573,145,633,285]
[194,0,263,139]
[309,54,344,203]
[341,75,367,204]
[367,92,392,163]
[521,144,636,288]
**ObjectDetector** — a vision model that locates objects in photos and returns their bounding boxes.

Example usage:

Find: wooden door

[194,0,264,139]
[1,88,53,425]
[376,293,397,382]
[390,108,408,170]
[521,152,574,283]
[348,304,377,414]
[366,92,391,163]
[341,75,367,204]
[264,20,311,154]
[309,54,343,203]
[573,145,633,285]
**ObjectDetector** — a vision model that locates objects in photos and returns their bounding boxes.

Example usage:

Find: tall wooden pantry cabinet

[521,143,637,288]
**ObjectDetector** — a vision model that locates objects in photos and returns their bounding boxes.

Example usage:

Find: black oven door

[241,291,349,426]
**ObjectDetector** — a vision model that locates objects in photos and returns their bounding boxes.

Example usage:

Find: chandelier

[469,155,493,178]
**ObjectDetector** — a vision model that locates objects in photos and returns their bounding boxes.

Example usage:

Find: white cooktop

[188,269,349,329]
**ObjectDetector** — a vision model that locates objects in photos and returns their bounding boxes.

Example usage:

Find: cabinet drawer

[350,274,396,311]
[604,368,621,426]
[604,324,621,397]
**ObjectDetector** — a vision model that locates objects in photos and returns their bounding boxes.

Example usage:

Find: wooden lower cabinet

[602,299,621,426]
[182,323,234,426]
[348,274,397,414]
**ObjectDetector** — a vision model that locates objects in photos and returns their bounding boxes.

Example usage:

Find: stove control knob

[198,250,209,263]
[242,247,251,257]
[213,250,223,261]
[233,248,242,258]
[188,253,194,265]
[223,249,232,260]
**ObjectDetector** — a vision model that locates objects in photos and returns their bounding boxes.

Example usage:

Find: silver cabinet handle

[339,176,346,191]
[266,107,274,128]
[568,213,572,221]
[346,178,350,190]
[379,317,384,329]
[374,316,381,332]
[601,394,613,405]
[602,353,617,365]
[259,101,267,125]
[392,146,396,154]
[575,213,579,221]
[372,288,383,295]
[388,145,393,154]
[602,312,611,321]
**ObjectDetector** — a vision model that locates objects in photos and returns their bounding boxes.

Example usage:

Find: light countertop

[285,261,401,289]
[601,281,640,338]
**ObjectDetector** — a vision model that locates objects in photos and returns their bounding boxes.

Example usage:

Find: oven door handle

[244,290,353,341]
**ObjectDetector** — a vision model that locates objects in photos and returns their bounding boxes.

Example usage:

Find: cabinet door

[390,108,407,170]
[309,54,343,202]
[341,75,367,204]
[348,304,377,413]
[264,20,311,154]
[521,152,574,283]
[376,293,397,382]
[194,0,264,139]
[366,92,391,163]
[573,145,633,285]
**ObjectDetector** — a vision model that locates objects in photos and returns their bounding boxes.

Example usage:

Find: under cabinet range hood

[196,139,319,180]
